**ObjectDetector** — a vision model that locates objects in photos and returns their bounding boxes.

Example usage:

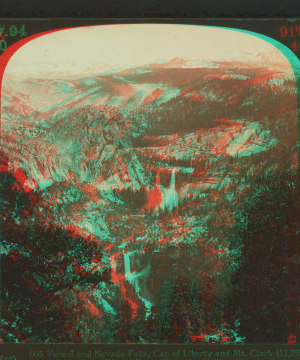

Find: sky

[3,24,294,80]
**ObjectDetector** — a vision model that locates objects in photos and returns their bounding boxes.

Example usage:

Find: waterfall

[163,169,179,212]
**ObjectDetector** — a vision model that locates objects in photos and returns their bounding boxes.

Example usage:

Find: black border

[0,18,300,359]
[0,0,300,18]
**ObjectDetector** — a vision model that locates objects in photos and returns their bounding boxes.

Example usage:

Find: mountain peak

[166,57,187,67]
[146,57,188,69]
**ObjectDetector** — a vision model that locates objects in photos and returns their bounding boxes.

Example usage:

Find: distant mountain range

[1,58,297,230]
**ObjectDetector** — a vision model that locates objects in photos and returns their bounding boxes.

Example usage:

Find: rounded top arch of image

[3,24,295,80]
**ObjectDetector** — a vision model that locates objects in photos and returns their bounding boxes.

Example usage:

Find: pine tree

[0,151,112,342]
